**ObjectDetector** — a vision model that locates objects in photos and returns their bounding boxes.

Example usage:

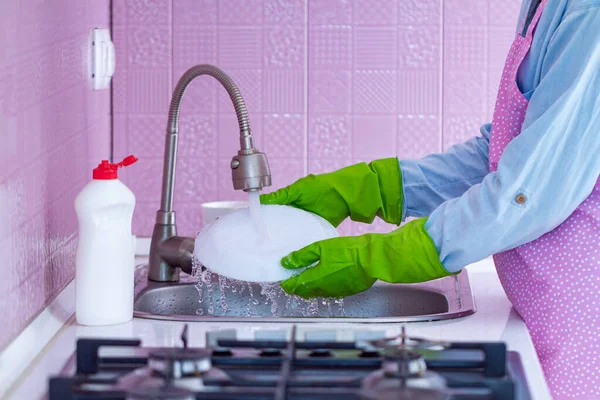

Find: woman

[261,0,600,398]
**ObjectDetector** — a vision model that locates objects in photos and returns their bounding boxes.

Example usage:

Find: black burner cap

[359,388,448,400]
[126,385,195,400]
[384,349,423,361]
[149,347,211,361]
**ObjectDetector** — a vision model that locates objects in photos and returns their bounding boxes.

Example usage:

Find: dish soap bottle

[75,155,138,326]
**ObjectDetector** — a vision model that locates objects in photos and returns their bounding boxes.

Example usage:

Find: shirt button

[515,194,527,204]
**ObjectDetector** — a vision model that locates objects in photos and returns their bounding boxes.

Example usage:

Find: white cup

[201,201,248,225]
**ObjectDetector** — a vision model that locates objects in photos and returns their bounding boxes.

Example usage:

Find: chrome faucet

[148,64,271,282]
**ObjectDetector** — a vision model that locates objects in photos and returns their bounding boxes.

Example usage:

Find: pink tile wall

[0,1,111,350]
[113,0,521,237]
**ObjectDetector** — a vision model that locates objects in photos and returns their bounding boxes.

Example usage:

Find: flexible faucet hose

[160,65,253,214]
[167,64,252,138]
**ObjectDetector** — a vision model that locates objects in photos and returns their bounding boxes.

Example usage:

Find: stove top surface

[49,326,531,400]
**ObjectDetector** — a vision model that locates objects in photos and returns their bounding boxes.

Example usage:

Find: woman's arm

[400,126,491,219]
[425,7,600,272]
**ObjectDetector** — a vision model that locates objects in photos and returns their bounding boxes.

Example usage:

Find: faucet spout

[148,64,271,282]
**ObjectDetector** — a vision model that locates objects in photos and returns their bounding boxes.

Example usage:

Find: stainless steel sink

[133,266,476,323]
[135,65,476,324]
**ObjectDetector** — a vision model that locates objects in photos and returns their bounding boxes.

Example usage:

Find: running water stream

[247,190,268,241]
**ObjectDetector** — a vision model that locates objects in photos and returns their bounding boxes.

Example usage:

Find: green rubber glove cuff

[260,157,404,227]
[372,218,454,284]
[369,157,404,226]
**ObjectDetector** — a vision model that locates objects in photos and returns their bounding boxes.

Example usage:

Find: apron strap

[521,0,543,36]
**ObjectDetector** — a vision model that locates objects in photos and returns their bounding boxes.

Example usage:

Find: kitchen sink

[133,266,476,323]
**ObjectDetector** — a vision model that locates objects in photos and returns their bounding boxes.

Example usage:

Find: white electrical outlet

[92,28,115,90]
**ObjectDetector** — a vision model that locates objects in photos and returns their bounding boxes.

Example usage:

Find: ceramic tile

[174,0,218,25]
[219,0,264,25]
[398,26,441,70]
[308,116,351,159]
[127,26,170,67]
[444,0,488,26]
[177,114,218,159]
[354,70,397,114]
[264,25,305,68]
[265,0,306,25]
[263,114,306,158]
[309,69,352,114]
[308,0,352,25]
[126,0,170,26]
[127,69,171,113]
[352,116,397,159]
[353,0,398,26]
[173,26,218,67]
[354,27,398,69]
[218,27,263,68]
[0,0,110,351]
[307,158,352,175]
[309,26,352,69]
[398,115,441,159]
[128,114,168,157]
[443,70,486,116]
[175,158,219,203]
[489,0,522,27]
[397,70,440,115]
[444,27,487,71]
[398,0,441,26]
[263,69,305,113]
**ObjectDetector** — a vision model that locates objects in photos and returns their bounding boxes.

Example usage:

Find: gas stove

[48,326,531,400]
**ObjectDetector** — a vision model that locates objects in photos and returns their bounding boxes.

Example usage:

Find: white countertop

[1,258,552,400]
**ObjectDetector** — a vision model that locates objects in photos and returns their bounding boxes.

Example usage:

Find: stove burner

[368,326,450,355]
[359,387,450,400]
[148,326,212,379]
[149,347,212,378]
[126,385,196,400]
[383,351,427,378]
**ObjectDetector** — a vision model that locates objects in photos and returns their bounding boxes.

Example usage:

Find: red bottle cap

[93,155,138,180]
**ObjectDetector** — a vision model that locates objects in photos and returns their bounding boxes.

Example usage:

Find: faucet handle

[231,149,272,191]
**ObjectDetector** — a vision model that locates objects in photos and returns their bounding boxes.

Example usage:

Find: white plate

[194,205,339,283]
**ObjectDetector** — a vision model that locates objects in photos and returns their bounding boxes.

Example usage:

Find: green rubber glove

[280,218,453,298]
[260,158,403,227]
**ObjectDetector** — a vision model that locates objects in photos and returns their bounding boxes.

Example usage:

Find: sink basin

[133,265,476,323]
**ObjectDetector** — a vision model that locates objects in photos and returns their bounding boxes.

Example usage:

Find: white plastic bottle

[75,155,138,326]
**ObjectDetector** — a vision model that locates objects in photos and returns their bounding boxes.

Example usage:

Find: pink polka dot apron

[489,1,600,398]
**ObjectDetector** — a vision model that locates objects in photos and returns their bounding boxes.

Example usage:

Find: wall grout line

[215,0,221,198]
[109,0,114,163]
[303,0,309,176]
[170,0,174,99]
[439,0,445,153]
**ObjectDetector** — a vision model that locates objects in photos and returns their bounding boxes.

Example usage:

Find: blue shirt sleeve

[425,6,600,273]
[399,126,490,219]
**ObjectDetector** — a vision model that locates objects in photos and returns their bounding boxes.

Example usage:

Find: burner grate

[49,325,527,400]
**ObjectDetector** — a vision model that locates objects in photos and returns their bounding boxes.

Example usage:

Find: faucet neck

[160,64,254,215]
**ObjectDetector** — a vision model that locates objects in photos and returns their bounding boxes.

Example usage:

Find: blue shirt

[399,0,600,273]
